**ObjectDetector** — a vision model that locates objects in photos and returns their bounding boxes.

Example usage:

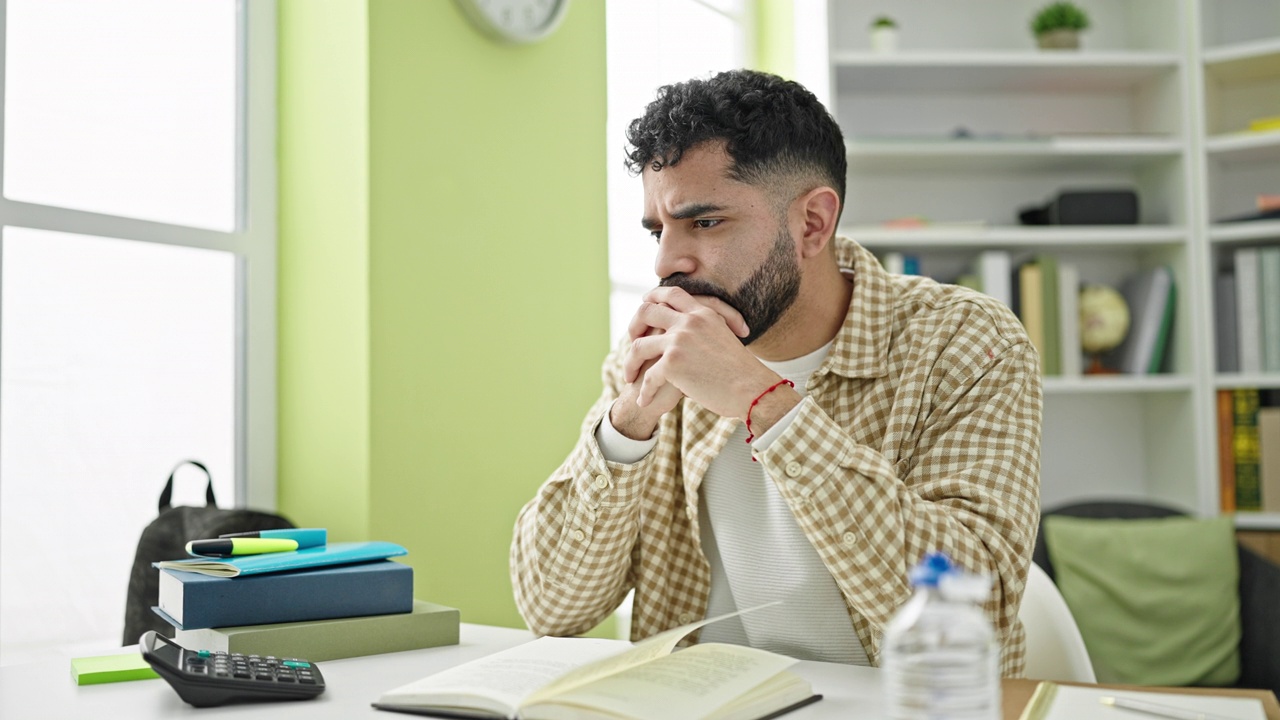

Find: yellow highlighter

[184,538,298,557]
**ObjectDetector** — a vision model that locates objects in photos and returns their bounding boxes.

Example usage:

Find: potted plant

[870,16,898,53]
[1031,2,1090,49]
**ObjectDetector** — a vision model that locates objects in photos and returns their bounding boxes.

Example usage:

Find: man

[511,69,1041,674]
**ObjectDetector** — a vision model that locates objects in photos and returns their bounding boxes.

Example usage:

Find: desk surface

[3,623,1277,720]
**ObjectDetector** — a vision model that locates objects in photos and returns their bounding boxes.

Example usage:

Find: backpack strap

[158,460,217,512]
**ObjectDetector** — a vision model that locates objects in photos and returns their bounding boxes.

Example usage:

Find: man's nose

[653,231,696,280]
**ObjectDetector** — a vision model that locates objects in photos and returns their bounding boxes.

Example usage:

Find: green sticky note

[70,652,160,685]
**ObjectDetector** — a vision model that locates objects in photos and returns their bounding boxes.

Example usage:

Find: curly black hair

[624,69,846,209]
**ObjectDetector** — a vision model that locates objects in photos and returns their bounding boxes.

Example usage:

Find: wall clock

[455,0,570,44]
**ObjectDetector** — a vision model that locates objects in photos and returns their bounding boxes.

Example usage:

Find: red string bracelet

[744,379,795,444]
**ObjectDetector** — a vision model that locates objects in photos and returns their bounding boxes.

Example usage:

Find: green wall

[278,1,608,629]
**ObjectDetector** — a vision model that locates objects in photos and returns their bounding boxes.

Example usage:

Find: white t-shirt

[596,339,868,665]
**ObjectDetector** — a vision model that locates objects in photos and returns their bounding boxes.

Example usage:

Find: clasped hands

[609,286,799,441]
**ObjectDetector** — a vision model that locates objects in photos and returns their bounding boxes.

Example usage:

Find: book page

[378,637,628,716]
[523,644,802,720]
[526,601,781,705]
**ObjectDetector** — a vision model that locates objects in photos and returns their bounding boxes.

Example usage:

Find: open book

[371,605,820,720]
[1018,681,1266,720]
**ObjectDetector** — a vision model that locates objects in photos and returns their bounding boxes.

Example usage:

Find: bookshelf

[800,0,1280,527]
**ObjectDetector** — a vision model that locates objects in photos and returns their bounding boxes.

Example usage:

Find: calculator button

[283,660,310,669]
[299,677,316,684]
[197,650,211,658]
[276,675,295,683]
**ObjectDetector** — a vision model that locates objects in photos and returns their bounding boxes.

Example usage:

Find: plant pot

[871,27,898,53]
[1036,29,1080,49]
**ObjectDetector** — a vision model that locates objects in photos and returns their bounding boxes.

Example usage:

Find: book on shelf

[978,250,1012,309]
[1017,681,1265,720]
[1216,271,1239,374]
[372,605,820,720]
[1057,262,1082,377]
[1113,266,1175,375]
[175,600,459,662]
[1235,248,1263,374]
[1219,390,1237,513]
[1260,408,1280,514]
[1018,261,1046,375]
[1260,246,1280,373]
[1039,255,1061,377]
[153,559,414,630]
[1234,389,1263,512]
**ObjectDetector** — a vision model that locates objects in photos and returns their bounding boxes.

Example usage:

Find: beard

[659,225,801,346]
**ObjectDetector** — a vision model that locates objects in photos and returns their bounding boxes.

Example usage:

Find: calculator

[139,631,325,707]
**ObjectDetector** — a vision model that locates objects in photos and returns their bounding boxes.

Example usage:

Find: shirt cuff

[595,401,658,464]
[751,398,805,451]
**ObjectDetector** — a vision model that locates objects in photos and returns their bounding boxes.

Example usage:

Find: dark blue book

[152,560,413,630]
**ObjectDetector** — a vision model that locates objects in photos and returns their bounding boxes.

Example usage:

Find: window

[605,0,751,343]
[0,0,276,664]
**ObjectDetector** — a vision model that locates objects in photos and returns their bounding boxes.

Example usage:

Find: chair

[1018,561,1097,682]
[1033,500,1280,695]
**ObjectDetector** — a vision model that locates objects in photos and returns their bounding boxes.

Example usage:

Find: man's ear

[794,186,841,259]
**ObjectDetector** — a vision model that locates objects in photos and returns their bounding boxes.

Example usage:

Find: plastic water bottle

[881,552,1001,720]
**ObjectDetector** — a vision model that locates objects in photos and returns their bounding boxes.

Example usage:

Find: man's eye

[693,219,720,229]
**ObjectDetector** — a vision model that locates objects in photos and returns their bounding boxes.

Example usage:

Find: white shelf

[843,225,1185,250]
[1214,373,1280,390]
[1233,512,1280,531]
[1204,129,1280,164]
[831,51,1181,93]
[1202,37,1280,82]
[1043,375,1195,394]
[846,136,1182,172]
[1208,220,1280,244]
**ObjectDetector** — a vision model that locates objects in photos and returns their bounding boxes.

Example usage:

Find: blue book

[152,559,413,630]
[155,540,406,577]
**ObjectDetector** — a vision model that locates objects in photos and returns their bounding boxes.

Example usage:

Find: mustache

[658,274,735,308]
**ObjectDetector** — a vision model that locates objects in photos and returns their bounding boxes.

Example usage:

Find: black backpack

[122,460,294,645]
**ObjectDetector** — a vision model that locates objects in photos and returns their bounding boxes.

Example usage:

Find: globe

[1079,284,1129,374]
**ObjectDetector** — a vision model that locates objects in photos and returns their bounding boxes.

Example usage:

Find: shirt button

[842,531,857,548]
[593,475,609,489]
[678,612,694,624]
[572,529,586,542]
[785,461,803,478]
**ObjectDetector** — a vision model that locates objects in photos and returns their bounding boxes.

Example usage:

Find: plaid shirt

[511,237,1042,675]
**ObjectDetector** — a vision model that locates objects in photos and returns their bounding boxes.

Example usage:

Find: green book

[1234,388,1262,511]
[1037,255,1060,376]
[70,652,160,685]
[173,600,459,662]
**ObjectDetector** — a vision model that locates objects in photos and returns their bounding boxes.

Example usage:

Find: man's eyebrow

[640,203,726,231]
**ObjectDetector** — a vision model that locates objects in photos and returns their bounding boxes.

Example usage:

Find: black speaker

[1019,189,1139,225]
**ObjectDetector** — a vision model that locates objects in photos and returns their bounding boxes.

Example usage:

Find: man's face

[640,144,801,346]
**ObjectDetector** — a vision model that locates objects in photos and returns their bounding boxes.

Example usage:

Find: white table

[0,623,888,719]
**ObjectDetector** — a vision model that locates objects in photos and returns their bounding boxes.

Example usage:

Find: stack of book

[1217,389,1280,513]
[1217,246,1280,374]
[151,530,459,661]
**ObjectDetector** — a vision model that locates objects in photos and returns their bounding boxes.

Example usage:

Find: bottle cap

[908,552,954,588]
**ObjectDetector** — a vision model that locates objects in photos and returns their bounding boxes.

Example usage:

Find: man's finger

[627,301,680,341]
[623,335,664,384]
[689,295,750,339]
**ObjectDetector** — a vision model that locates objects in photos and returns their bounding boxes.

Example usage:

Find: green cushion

[1043,514,1240,686]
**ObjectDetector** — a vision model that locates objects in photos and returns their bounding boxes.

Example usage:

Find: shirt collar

[822,237,892,380]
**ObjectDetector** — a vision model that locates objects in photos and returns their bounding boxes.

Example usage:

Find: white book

[1115,266,1174,375]
[1260,246,1280,373]
[979,250,1013,309]
[1235,248,1262,374]
[373,604,818,720]
[1057,263,1082,377]
[1019,681,1265,720]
